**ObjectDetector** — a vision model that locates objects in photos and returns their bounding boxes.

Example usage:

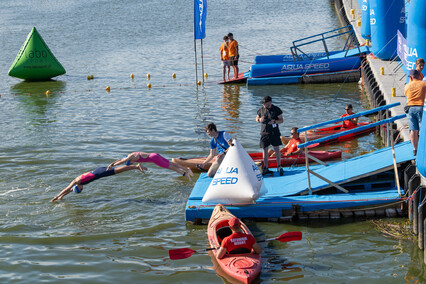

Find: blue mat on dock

[188,141,414,200]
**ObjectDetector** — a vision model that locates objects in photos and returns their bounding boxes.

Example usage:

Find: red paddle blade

[276,231,302,242]
[169,248,196,260]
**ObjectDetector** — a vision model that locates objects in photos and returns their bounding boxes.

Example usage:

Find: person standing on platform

[198,123,233,178]
[256,96,284,176]
[228,33,239,79]
[220,35,230,82]
[405,69,426,156]
[340,104,358,129]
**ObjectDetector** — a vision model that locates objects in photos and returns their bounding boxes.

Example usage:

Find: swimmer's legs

[168,162,193,181]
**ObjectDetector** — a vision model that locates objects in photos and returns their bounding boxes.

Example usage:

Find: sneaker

[262,167,272,175]
[278,167,284,176]
[414,149,417,156]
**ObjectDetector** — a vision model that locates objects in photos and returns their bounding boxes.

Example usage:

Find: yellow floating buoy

[130,73,134,79]
[366,39,370,46]
[147,74,151,80]
[380,67,384,75]
[106,86,111,92]
[197,80,201,85]
[356,20,361,27]
[392,87,396,97]
[204,73,208,79]
[172,73,176,79]
[45,90,51,95]
[87,75,94,80]
[147,83,151,88]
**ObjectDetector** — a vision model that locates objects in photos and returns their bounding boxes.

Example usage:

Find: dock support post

[424,217,426,264]
[419,201,425,250]
[413,186,421,235]
[408,174,421,232]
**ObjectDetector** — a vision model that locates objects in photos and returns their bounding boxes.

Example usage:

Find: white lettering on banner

[370,18,376,25]
[230,237,248,246]
[256,173,263,181]
[212,177,238,186]
[305,63,330,70]
[362,4,367,11]
[198,0,204,33]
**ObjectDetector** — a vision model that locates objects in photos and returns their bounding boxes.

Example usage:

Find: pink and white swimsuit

[135,152,170,169]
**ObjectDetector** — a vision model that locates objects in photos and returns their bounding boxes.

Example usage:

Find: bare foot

[187,168,193,177]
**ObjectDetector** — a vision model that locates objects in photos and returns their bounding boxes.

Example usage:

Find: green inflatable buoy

[8,27,66,81]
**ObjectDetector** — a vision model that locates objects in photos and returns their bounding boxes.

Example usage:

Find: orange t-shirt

[405,80,426,106]
[220,42,229,60]
[281,138,302,156]
[340,113,357,128]
[228,40,238,57]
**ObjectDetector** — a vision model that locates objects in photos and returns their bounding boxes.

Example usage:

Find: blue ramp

[263,141,413,197]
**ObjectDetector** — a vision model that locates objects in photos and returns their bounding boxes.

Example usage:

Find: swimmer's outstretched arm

[107,152,139,170]
[50,177,80,202]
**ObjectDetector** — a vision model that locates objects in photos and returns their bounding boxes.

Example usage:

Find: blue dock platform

[185,141,414,222]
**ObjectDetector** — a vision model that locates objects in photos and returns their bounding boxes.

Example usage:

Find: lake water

[0,0,424,283]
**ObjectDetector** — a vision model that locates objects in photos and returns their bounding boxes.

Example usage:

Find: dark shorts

[260,134,282,148]
[230,56,239,66]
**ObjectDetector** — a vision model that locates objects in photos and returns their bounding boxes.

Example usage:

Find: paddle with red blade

[168,231,302,260]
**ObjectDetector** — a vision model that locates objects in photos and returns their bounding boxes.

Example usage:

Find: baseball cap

[409,69,420,77]
[260,96,272,104]
[228,217,241,227]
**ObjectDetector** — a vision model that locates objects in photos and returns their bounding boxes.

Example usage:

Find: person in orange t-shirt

[280,127,302,156]
[340,104,358,129]
[217,217,261,259]
[228,33,239,79]
[405,69,426,155]
[220,35,230,82]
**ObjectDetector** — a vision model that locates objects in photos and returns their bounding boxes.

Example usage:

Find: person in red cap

[217,217,262,259]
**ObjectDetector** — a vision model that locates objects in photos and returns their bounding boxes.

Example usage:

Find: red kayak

[172,150,341,172]
[250,150,342,168]
[208,204,261,284]
[281,122,376,146]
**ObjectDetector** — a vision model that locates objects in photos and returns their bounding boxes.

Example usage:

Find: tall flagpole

[201,39,205,83]
[194,40,198,84]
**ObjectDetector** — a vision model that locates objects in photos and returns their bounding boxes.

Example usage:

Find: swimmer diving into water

[50,164,147,202]
[107,152,193,181]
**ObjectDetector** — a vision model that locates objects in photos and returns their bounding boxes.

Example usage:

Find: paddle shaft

[169,231,302,260]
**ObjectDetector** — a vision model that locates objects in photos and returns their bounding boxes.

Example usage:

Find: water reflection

[221,84,242,134]
[10,80,66,118]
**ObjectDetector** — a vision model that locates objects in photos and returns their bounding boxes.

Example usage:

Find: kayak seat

[228,247,251,255]
[216,226,232,244]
